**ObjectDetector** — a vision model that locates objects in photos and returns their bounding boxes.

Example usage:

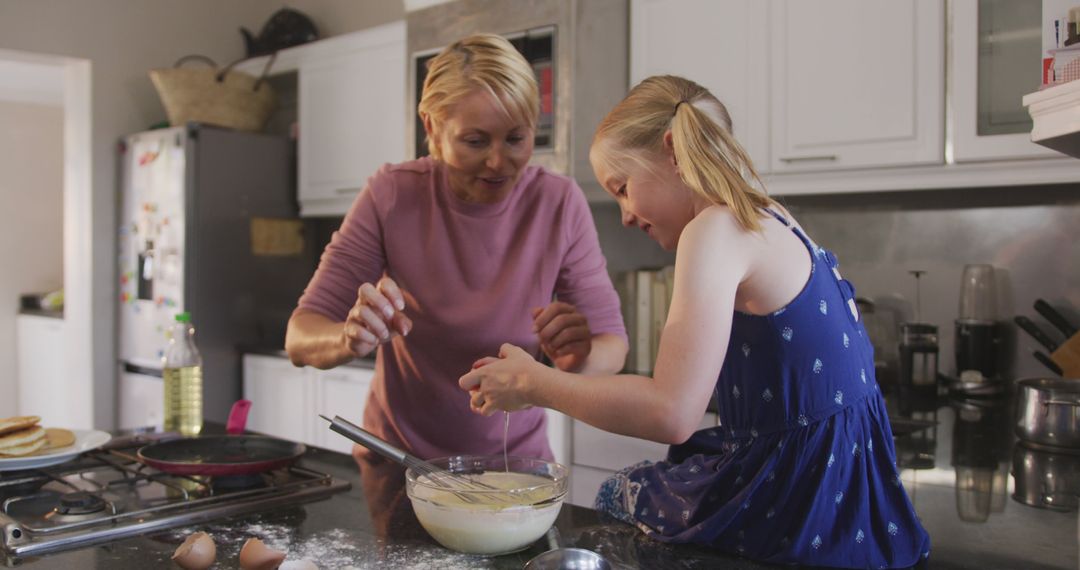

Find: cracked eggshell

[171,531,216,570]
[239,537,288,570]
[279,561,319,570]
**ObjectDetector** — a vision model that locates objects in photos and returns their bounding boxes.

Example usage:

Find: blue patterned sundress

[595,210,931,569]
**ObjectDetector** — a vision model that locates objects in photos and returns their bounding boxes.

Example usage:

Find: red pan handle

[227,400,252,434]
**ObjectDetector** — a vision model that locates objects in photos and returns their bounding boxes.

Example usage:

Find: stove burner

[211,474,267,492]
[56,492,106,516]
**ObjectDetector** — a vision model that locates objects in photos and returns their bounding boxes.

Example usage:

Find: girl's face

[591,143,700,251]
[426,88,535,203]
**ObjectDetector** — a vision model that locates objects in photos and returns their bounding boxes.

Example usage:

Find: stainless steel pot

[1011,442,1080,511]
[1015,378,1080,449]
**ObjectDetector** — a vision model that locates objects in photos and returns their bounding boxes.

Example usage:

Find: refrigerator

[117,124,313,429]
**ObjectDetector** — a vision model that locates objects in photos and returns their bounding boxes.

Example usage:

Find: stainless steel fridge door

[118,127,188,368]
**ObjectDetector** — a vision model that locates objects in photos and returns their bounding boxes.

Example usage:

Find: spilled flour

[166,519,503,569]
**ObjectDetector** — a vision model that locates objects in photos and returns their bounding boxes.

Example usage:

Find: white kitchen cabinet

[240,354,576,466]
[242,354,310,444]
[297,20,407,216]
[242,354,374,451]
[769,0,944,172]
[951,0,1058,161]
[117,368,163,431]
[569,412,718,507]
[630,0,770,173]
[311,366,373,454]
[15,315,70,427]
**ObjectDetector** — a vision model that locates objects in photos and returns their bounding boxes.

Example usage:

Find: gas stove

[0,433,350,560]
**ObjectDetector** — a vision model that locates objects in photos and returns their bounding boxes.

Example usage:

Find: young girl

[459,75,931,568]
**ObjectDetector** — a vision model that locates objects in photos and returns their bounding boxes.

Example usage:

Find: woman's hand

[459,344,543,416]
[341,276,413,358]
[532,301,592,372]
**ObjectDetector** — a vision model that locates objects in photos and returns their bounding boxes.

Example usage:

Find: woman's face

[427,88,535,203]
[591,144,698,251]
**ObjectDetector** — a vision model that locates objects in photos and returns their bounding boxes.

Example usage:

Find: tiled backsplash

[590,182,1080,382]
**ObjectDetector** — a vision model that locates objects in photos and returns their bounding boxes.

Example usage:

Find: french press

[899,270,939,397]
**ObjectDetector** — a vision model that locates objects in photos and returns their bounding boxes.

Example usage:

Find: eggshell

[171,531,216,570]
[279,561,319,570]
[239,537,288,570]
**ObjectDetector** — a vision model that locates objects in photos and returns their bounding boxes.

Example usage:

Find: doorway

[0,49,98,429]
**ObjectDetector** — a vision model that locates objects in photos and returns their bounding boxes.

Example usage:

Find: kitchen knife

[1033,351,1064,376]
[1034,299,1078,338]
[1015,315,1060,352]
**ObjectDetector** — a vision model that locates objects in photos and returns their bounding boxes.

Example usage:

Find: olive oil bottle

[163,312,203,435]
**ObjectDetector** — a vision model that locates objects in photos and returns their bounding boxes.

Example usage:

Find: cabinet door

[15,316,69,426]
[298,21,406,216]
[770,0,944,172]
[242,355,309,443]
[630,0,770,173]
[311,366,373,454]
[117,370,163,431]
[571,412,718,472]
[951,0,1056,161]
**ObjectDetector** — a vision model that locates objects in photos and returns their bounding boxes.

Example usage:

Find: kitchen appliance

[117,124,314,429]
[951,397,1010,522]
[898,270,939,400]
[406,0,627,195]
[0,434,350,560]
[955,264,1001,380]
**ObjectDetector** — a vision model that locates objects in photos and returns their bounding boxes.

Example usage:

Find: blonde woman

[460,75,931,568]
[286,34,627,464]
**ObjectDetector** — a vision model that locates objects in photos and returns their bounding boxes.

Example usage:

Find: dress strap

[764,208,814,251]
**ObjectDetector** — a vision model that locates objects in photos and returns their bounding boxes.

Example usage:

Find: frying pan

[137,400,306,476]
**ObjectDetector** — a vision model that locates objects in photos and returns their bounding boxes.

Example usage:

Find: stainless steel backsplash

[590,182,1080,382]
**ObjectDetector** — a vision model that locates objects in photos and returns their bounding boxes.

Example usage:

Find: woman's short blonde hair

[591,75,773,233]
[418,33,539,160]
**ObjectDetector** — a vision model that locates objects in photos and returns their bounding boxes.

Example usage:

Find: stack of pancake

[0,416,74,457]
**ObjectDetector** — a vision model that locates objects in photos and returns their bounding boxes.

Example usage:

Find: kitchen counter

[9,384,1079,569]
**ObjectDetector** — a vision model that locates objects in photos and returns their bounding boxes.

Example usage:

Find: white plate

[0,429,111,472]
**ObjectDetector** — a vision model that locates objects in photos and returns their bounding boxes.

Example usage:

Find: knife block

[1051,333,1080,378]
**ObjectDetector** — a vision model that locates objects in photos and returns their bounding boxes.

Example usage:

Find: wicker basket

[149,55,277,132]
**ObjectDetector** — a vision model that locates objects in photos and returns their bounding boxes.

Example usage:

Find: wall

[594,182,1080,384]
[0,101,63,417]
[785,184,1080,382]
[0,0,404,428]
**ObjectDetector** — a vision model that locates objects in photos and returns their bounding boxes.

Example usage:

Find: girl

[459,75,931,568]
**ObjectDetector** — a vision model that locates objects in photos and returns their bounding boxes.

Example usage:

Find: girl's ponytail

[670,101,772,232]
[593,75,775,233]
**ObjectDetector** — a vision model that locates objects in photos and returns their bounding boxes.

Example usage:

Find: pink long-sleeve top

[296,157,626,461]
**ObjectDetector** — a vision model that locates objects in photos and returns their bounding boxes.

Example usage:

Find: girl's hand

[459,344,541,416]
[532,301,591,372]
[341,276,412,358]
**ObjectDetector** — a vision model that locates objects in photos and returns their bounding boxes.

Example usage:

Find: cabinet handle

[779,155,838,163]
[335,187,362,195]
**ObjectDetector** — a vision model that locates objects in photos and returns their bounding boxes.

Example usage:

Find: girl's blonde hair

[592,75,774,233]
[418,33,539,160]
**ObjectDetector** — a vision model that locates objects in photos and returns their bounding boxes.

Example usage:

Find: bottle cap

[175,312,191,323]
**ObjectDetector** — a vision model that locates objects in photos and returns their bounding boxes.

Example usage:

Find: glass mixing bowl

[405,455,569,555]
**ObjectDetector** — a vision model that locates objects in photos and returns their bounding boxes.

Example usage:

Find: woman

[285,33,627,463]
[460,75,931,568]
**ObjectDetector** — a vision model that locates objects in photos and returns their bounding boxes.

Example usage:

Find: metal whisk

[319,414,507,504]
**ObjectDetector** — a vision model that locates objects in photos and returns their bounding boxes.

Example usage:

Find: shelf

[1023,80,1080,159]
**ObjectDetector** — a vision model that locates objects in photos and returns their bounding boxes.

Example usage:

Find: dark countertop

[9,384,1079,569]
